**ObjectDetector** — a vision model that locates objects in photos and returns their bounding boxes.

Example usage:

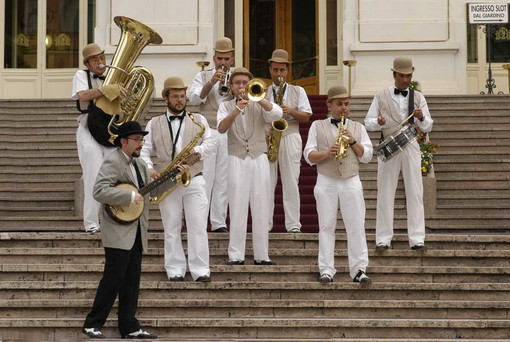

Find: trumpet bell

[246,78,267,102]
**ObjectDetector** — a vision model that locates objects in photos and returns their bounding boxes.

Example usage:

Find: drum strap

[380,88,415,143]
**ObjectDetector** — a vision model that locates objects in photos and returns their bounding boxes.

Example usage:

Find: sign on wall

[468,3,509,24]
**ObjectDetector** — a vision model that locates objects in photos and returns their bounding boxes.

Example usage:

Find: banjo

[105,153,200,224]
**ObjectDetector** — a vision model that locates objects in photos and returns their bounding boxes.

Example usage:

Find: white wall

[343,0,467,95]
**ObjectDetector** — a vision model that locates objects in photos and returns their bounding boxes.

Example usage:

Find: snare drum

[376,125,419,162]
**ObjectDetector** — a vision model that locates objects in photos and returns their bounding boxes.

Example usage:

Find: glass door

[244,0,318,94]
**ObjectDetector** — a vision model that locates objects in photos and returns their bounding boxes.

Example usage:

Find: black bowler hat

[114,121,149,147]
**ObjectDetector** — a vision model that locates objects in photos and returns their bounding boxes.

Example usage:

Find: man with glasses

[217,67,283,266]
[189,37,235,233]
[141,76,215,282]
[82,121,157,339]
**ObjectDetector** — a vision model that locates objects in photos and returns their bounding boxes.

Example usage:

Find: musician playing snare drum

[364,56,433,252]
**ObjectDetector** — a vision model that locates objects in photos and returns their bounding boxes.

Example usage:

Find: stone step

[1,297,507,319]
[1,247,509,267]
[1,263,508,284]
[0,317,508,341]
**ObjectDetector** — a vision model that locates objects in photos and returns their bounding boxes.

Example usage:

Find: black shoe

[195,275,211,282]
[318,273,333,283]
[375,243,389,252]
[168,275,184,281]
[227,260,244,265]
[82,327,106,339]
[85,227,100,235]
[353,270,372,284]
[122,329,158,339]
[411,243,427,251]
[254,260,276,265]
[212,227,229,233]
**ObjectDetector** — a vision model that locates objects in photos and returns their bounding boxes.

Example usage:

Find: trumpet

[218,66,231,96]
[246,78,267,102]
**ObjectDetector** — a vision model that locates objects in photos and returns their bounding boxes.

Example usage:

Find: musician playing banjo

[83,121,157,339]
[364,56,433,252]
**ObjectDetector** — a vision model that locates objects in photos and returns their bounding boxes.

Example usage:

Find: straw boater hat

[229,67,253,82]
[82,43,104,65]
[214,37,234,53]
[268,49,291,65]
[391,56,414,74]
[161,76,187,98]
[114,121,149,147]
[327,85,349,103]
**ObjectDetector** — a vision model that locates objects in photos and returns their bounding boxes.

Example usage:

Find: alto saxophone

[267,77,289,163]
[335,116,350,161]
[150,111,205,205]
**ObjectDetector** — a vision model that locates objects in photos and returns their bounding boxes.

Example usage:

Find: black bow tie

[92,74,106,81]
[330,118,344,127]
[169,115,184,121]
[394,88,408,97]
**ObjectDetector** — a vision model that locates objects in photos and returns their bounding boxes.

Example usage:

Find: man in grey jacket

[82,121,157,340]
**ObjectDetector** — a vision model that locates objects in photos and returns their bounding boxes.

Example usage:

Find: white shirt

[189,69,231,106]
[71,70,104,125]
[268,83,313,114]
[141,110,216,170]
[365,86,433,133]
[304,118,373,166]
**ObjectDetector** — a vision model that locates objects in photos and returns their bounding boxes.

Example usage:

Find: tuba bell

[92,16,162,146]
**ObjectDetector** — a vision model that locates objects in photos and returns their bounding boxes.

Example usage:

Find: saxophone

[335,116,350,161]
[150,111,206,205]
[267,77,289,163]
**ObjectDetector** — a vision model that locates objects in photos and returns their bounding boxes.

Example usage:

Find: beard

[167,102,186,114]
[131,149,141,158]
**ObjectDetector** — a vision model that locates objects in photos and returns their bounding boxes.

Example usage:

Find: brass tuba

[335,116,350,161]
[95,16,163,145]
[267,77,288,162]
[150,112,206,205]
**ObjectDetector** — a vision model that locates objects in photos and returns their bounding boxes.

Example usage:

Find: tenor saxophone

[267,77,289,163]
[150,111,205,205]
[335,116,350,161]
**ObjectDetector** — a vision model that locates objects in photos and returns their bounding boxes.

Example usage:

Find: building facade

[1,0,509,99]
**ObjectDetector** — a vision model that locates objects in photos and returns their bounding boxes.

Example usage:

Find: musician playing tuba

[217,67,283,266]
[140,76,215,283]
[72,43,124,235]
[265,49,312,233]
[189,37,235,233]
[303,85,373,284]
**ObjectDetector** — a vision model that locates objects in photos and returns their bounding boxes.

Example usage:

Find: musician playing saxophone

[304,85,372,284]
[364,57,433,252]
[189,37,235,233]
[265,49,312,233]
[140,76,216,282]
[217,67,283,266]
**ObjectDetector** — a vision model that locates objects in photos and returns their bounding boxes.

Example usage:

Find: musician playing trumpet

[304,85,372,284]
[217,67,283,266]
[265,49,312,233]
[189,37,235,233]
[364,57,433,252]
[141,76,215,282]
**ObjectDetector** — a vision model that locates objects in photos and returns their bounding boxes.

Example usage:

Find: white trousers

[268,133,302,231]
[314,174,369,279]
[76,121,114,230]
[376,141,425,247]
[159,176,210,280]
[227,154,271,262]
[203,129,229,230]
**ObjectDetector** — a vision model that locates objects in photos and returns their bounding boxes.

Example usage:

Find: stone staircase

[0,95,509,341]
